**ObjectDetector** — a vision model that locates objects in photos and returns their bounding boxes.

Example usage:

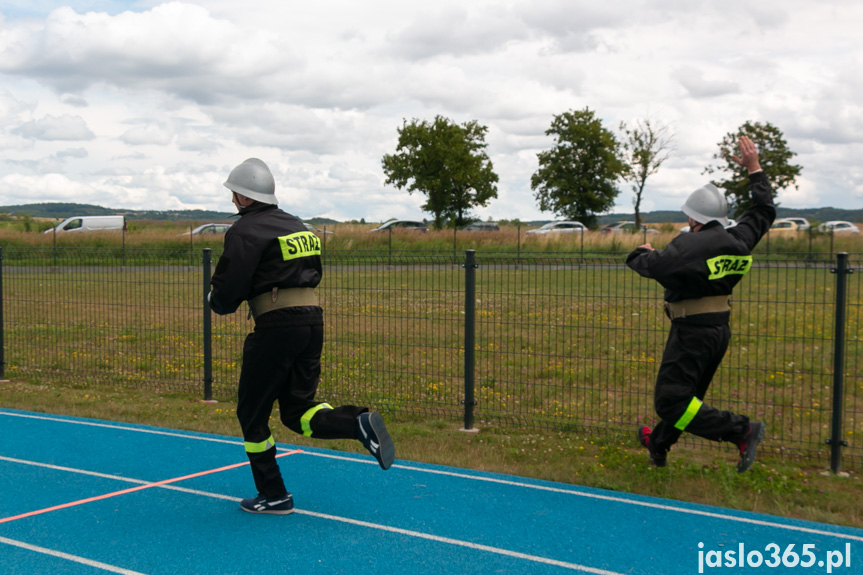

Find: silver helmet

[681,184,729,227]
[223,158,277,205]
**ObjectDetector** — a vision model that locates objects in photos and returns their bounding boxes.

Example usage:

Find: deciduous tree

[531,108,625,228]
[381,116,498,229]
[620,118,674,228]
[703,121,801,216]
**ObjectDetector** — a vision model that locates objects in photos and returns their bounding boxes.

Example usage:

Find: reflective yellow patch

[278,231,321,261]
[674,397,703,431]
[245,435,275,453]
[706,255,752,280]
[301,403,333,437]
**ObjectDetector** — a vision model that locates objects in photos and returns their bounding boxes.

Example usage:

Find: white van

[43,215,127,234]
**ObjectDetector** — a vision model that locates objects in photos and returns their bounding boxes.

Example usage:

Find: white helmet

[681,184,729,227]
[223,158,277,205]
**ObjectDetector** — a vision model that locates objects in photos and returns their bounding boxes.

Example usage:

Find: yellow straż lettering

[278,231,321,261]
[706,255,752,280]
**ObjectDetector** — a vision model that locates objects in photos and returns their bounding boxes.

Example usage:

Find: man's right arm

[729,135,776,248]
[625,246,654,279]
[729,171,776,250]
[209,233,257,315]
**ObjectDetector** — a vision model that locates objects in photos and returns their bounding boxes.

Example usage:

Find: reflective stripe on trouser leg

[245,434,276,453]
[674,397,703,431]
[301,403,334,437]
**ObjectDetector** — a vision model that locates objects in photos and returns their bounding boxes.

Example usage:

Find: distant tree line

[4,119,859,229]
[381,111,807,230]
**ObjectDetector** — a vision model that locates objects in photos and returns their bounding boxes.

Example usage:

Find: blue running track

[1,409,860,574]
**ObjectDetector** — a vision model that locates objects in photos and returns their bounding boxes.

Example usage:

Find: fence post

[452,226,457,265]
[517,224,521,266]
[202,248,215,403]
[581,228,585,260]
[461,250,478,432]
[827,252,852,474]
[0,247,6,382]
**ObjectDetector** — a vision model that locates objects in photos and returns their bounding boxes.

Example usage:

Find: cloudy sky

[1,1,861,222]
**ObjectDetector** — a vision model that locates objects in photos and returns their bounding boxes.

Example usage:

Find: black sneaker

[358,412,395,470]
[240,493,294,515]
[736,422,765,473]
[637,425,667,467]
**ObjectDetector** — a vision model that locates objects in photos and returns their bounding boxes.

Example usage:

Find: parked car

[525,221,587,235]
[769,219,799,234]
[304,222,333,235]
[43,215,126,234]
[461,221,500,231]
[678,219,737,234]
[784,217,811,231]
[184,223,232,236]
[600,221,659,234]
[817,221,861,234]
[369,220,428,233]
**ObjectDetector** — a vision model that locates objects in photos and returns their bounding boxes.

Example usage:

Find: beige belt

[248,287,319,320]
[664,295,731,320]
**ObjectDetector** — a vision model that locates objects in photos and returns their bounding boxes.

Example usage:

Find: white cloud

[0,4,292,102]
[56,147,87,159]
[386,6,526,60]
[0,0,861,221]
[119,123,174,146]
[14,114,95,140]
[0,172,93,204]
[672,67,741,99]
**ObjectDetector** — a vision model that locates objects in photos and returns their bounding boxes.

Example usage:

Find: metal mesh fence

[1,247,859,467]
[2,247,203,391]
[320,252,464,417]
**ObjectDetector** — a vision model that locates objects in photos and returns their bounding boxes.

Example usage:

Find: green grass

[4,255,861,468]
[1,225,860,530]
[1,378,859,529]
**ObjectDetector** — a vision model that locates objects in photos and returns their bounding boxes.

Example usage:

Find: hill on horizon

[0,202,235,222]
[1,201,860,226]
[600,205,863,225]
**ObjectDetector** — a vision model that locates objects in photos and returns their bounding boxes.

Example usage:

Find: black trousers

[650,321,749,454]
[236,323,366,499]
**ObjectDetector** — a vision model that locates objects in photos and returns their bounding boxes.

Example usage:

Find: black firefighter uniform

[210,203,366,500]
[625,171,776,455]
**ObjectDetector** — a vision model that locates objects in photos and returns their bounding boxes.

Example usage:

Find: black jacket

[626,172,775,320]
[210,203,322,323]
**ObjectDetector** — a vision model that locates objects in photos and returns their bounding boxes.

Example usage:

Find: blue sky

[1,1,861,222]
[1,0,137,18]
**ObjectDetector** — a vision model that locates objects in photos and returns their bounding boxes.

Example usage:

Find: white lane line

[0,456,621,575]
[0,410,244,447]
[0,451,297,526]
[0,454,241,502]
[3,409,862,543]
[287,447,863,543]
[0,536,150,575]
[294,509,624,574]
[384,462,863,543]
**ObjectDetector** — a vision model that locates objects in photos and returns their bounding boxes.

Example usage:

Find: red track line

[0,449,302,525]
